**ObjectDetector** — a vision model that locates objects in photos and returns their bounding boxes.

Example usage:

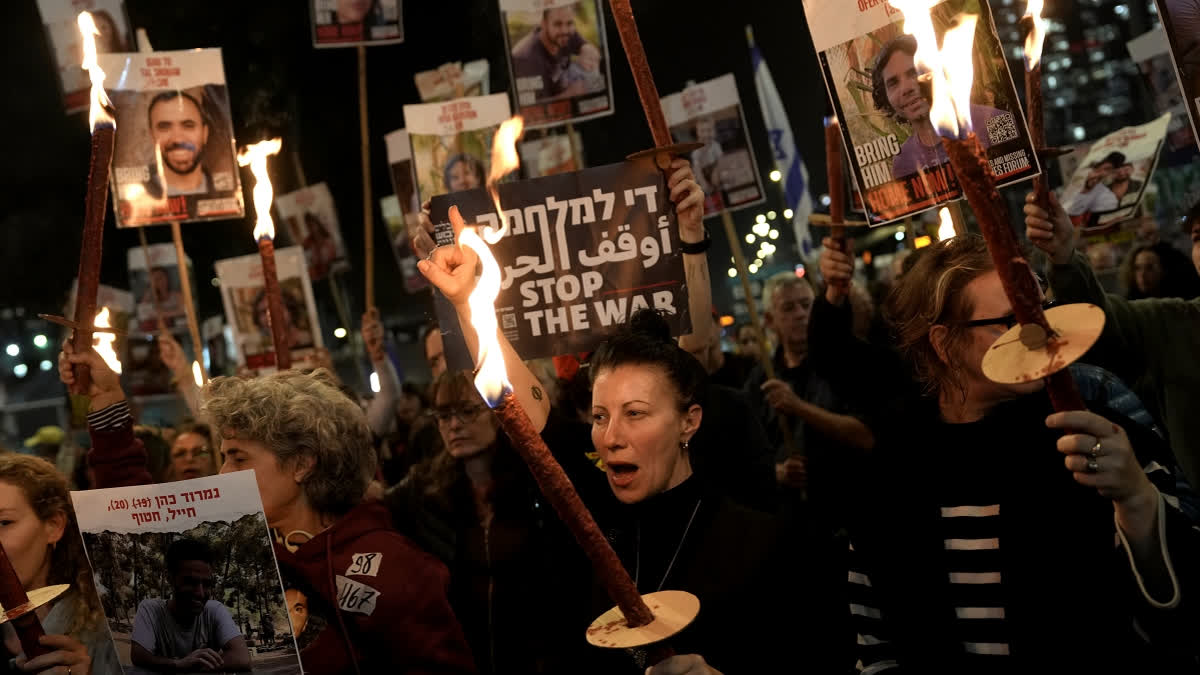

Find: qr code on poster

[502,313,517,330]
[986,113,1019,145]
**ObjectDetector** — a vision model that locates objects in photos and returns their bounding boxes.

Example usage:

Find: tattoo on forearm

[531,386,544,401]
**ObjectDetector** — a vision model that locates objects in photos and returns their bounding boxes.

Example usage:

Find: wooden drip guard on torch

[940,134,1102,412]
[489,390,698,651]
[257,237,293,371]
[0,541,68,659]
[70,124,115,394]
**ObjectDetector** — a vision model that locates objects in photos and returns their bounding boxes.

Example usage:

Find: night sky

[0,0,829,331]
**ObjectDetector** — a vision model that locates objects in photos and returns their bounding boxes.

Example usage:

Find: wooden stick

[1020,16,1051,211]
[947,201,968,237]
[257,237,293,371]
[607,0,672,148]
[38,314,125,336]
[825,118,848,292]
[565,122,583,170]
[136,227,169,335]
[71,124,115,395]
[358,45,375,311]
[171,221,208,384]
[0,542,48,659]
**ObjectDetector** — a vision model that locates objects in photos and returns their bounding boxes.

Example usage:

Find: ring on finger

[1086,458,1100,473]
[1089,440,1102,459]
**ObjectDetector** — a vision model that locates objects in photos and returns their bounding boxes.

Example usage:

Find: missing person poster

[500,0,615,127]
[663,73,766,217]
[213,246,323,371]
[309,0,403,47]
[381,195,428,293]
[127,243,192,335]
[383,128,428,292]
[429,156,691,363]
[72,472,303,674]
[414,59,490,102]
[1128,26,1199,157]
[519,133,580,177]
[803,0,1040,224]
[1059,113,1171,233]
[1153,0,1200,151]
[36,0,131,113]
[402,93,511,205]
[97,48,244,227]
[275,183,348,282]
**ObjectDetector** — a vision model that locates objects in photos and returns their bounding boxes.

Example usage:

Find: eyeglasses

[429,404,489,425]
[961,300,1058,330]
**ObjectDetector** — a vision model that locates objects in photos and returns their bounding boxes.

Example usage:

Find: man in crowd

[510,3,596,101]
[131,538,250,672]
[144,91,213,198]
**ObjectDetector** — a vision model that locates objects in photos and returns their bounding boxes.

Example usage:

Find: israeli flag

[748,26,815,260]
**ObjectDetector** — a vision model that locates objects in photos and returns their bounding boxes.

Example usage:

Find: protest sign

[1153,0,1200,151]
[36,0,131,113]
[310,0,403,47]
[413,59,490,102]
[1128,26,1198,157]
[127,243,192,334]
[803,0,1039,224]
[97,49,244,227]
[1059,113,1171,233]
[214,246,323,371]
[72,472,303,673]
[402,93,511,205]
[202,314,231,378]
[430,156,690,364]
[662,73,766,217]
[383,128,429,292]
[275,183,348,282]
[499,0,615,127]
[519,133,579,177]
[381,195,428,293]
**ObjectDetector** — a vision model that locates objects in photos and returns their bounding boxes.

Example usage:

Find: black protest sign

[431,156,691,366]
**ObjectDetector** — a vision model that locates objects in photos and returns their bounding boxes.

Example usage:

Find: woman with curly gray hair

[60,342,477,675]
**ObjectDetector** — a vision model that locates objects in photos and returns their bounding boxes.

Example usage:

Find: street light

[33,335,48,349]
[4,345,17,357]
[745,233,756,244]
[769,170,782,182]
[334,327,348,339]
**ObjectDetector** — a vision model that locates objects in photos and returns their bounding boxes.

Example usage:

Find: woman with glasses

[388,370,598,675]
[843,233,1198,672]
[165,422,218,482]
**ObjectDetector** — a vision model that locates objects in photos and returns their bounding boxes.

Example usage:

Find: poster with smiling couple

[802,0,1040,225]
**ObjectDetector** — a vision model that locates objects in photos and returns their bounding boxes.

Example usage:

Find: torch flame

[192,361,204,387]
[78,11,114,132]
[93,307,122,374]
[937,206,957,240]
[1023,0,1048,71]
[483,116,525,245]
[237,138,283,240]
[892,0,977,138]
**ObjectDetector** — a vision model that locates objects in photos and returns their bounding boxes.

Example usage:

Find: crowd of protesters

[1,160,1197,674]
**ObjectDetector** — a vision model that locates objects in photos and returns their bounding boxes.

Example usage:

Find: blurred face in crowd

[150,95,208,177]
[286,588,308,635]
[433,387,497,460]
[337,0,372,23]
[1133,249,1163,296]
[446,159,481,192]
[424,330,446,379]
[941,270,1043,402]
[219,435,306,527]
[541,6,577,53]
[766,282,814,355]
[170,558,214,620]
[171,431,215,481]
[882,48,929,123]
[395,391,424,424]
[591,365,700,504]
[736,324,762,359]
[0,481,64,589]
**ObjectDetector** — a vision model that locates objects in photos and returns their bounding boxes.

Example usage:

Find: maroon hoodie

[88,403,477,674]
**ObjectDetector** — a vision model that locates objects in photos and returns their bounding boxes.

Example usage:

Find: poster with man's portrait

[72,472,303,674]
[127,242,195,335]
[500,0,614,128]
[1153,0,1200,151]
[663,73,766,218]
[1059,113,1171,233]
[98,49,244,227]
[214,247,323,372]
[402,93,511,205]
[36,0,131,113]
[382,128,428,293]
[803,0,1039,225]
[310,0,403,47]
[275,183,348,282]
